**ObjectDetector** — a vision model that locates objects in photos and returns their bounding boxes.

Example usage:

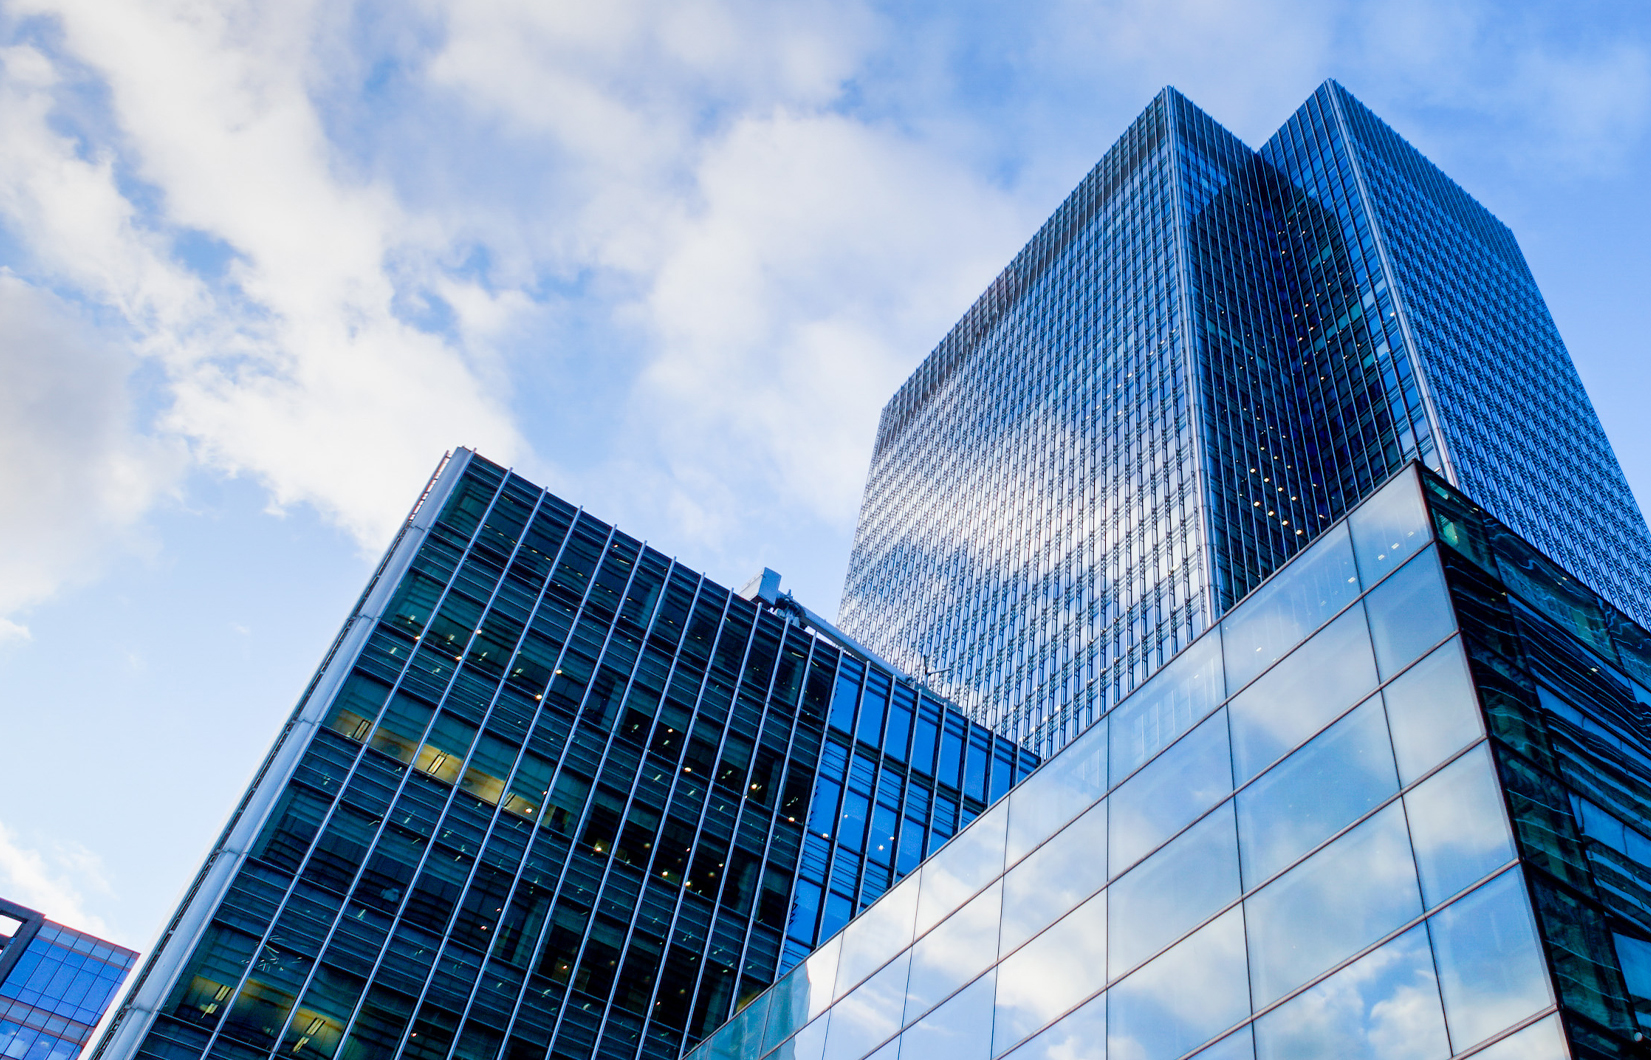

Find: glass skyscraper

[838,80,1651,755]
[0,897,138,1060]
[693,462,1651,1060]
[94,452,1031,1060]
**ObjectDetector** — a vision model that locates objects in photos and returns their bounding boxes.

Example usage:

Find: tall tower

[838,80,1651,755]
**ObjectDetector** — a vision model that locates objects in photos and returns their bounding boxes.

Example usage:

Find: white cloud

[0,820,115,940]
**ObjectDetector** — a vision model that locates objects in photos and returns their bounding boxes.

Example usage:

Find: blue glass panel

[1616,932,1651,1030]
[1364,550,1454,679]
[1108,803,1239,979]
[1006,718,1106,865]
[1000,990,1105,1060]
[822,951,910,1060]
[1109,635,1225,780]
[834,874,920,996]
[903,883,1002,1025]
[1380,640,1482,786]
[1106,908,1249,1060]
[914,800,1008,935]
[1404,745,1513,908]
[1459,1014,1567,1060]
[1189,1026,1254,1060]
[1110,710,1233,874]
[1237,697,1397,888]
[1246,803,1422,1006]
[774,1014,830,1060]
[1229,606,1377,783]
[1428,870,1551,1050]
[898,970,995,1060]
[1348,470,1430,587]
[1222,523,1359,690]
[993,889,1108,1055]
[1253,924,1448,1060]
[1001,799,1108,952]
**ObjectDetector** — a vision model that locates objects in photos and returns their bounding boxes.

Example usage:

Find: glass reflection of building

[838,80,1651,756]
[692,463,1651,1060]
[94,451,1033,1060]
[0,898,138,1060]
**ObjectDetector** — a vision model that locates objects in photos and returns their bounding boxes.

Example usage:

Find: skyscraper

[694,461,1651,1060]
[95,451,1032,1060]
[0,897,138,1060]
[838,80,1651,755]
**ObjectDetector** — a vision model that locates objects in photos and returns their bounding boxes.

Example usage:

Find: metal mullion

[189,459,509,1059]
[263,468,539,1060]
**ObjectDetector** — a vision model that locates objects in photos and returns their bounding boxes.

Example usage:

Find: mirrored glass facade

[0,898,138,1060]
[698,464,1651,1060]
[95,452,1032,1060]
[838,80,1651,757]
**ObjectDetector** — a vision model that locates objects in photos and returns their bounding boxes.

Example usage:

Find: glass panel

[822,951,911,1060]
[1229,606,1377,783]
[1404,745,1515,908]
[1223,523,1360,690]
[795,936,843,1025]
[1253,924,1448,1060]
[1106,908,1249,1060]
[1189,1027,1254,1060]
[1429,870,1552,1051]
[1460,1014,1566,1060]
[1616,932,1651,1031]
[1381,640,1484,786]
[836,874,920,996]
[1006,719,1107,865]
[1109,635,1225,780]
[994,889,1108,1056]
[898,970,995,1060]
[1000,990,1106,1060]
[1236,697,1398,888]
[1365,550,1455,679]
[1349,469,1430,586]
[914,800,1008,936]
[774,1015,830,1060]
[1108,803,1239,979]
[904,882,1002,1025]
[1109,710,1233,875]
[1246,803,1422,1006]
[1001,799,1108,952]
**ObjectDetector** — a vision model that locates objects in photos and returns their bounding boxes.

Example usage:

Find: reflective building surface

[0,898,138,1060]
[95,452,1032,1060]
[695,464,1651,1060]
[838,80,1651,755]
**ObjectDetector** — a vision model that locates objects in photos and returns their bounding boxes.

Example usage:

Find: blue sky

[0,0,1647,950]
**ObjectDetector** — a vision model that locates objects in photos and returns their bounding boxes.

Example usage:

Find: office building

[694,462,1651,1060]
[94,451,1032,1060]
[838,80,1651,754]
[0,898,138,1060]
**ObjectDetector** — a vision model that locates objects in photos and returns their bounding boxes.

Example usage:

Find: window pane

[1229,607,1377,783]
[1404,745,1514,908]
[822,951,910,1060]
[898,971,995,1060]
[775,1014,829,1060]
[904,882,1002,1025]
[1190,1027,1254,1060]
[1110,710,1233,875]
[1616,932,1651,1031]
[914,800,1008,935]
[835,874,919,996]
[1381,640,1483,786]
[1365,550,1455,679]
[1109,635,1225,780]
[1246,804,1422,1006]
[1223,523,1360,690]
[1237,697,1397,888]
[1006,719,1107,865]
[1429,870,1551,1050]
[1000,990,1106,1060]
[1253,924,1448,1060]
[1348,470,1430,586]
[994,890,1108,1055]
[1459,1014,1567,1060]
[1106,908,1249,1060]
[1109,803,1240,979]
[1001,799,1108,952]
